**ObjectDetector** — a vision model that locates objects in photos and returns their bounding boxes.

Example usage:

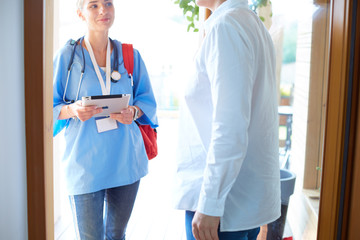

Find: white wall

[0,0,28,239]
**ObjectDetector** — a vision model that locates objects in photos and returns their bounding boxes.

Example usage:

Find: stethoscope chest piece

[111,71,121,82]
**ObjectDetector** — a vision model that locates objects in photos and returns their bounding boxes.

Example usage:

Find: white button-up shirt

[173,0,281,231]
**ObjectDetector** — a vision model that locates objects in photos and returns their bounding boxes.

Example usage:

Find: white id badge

[96,117,118,133]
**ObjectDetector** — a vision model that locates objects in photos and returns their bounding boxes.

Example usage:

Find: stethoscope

[63,36,122,104]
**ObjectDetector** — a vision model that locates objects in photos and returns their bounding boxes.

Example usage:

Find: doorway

[23,0,355,239]
[53,0,199,239]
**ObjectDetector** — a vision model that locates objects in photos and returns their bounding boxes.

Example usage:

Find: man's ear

[77,9,85,21]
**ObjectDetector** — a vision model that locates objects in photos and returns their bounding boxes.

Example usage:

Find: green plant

[280,84,292,97]
[248,0,272,21]
[174,0,200,32]
[174,0,271,32]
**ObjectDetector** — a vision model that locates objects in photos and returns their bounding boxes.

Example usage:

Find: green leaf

[187,24,191,32]
[176,0,273,33]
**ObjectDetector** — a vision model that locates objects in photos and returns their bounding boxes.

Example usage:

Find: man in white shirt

[173,0,281,239]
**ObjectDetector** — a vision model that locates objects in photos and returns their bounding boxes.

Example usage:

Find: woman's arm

[130,49,158,127]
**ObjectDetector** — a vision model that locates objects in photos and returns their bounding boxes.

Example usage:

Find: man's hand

[192,212,220,240]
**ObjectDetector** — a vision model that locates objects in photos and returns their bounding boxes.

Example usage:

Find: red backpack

[122,43,158,160]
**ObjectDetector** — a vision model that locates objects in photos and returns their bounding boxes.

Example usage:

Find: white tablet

[82,94,130,117]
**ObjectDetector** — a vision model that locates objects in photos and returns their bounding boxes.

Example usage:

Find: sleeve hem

[197,195,225,217]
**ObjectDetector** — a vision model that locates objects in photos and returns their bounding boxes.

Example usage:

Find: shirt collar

[204,0,248,34]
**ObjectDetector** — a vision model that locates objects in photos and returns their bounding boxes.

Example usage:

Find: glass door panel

[268,0,330,239]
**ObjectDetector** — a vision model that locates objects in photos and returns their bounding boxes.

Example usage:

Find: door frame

[317,0,359,239]
[24,0,356,239]
[344,2,360,239]
[24,0,54,239]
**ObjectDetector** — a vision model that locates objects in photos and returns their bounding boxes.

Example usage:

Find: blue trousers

[69,181,140,240]
[185,211,260,240]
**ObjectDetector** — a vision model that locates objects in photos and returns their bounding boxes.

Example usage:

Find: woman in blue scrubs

[53,0,158,239]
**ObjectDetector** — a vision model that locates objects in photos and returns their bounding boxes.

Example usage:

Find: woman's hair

[76,0,84,10]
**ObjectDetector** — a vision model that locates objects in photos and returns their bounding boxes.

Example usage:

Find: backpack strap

[122,43,134,76]
[122,43,158,160]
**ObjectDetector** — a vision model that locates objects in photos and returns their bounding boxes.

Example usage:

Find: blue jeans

[69,181,140,240]
[185,211,260,240]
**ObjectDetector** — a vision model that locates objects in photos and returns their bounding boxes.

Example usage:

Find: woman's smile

[97,17,111,22]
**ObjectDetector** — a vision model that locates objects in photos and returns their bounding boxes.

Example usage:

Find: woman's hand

[109,106,135,125]
[66,100,103,122]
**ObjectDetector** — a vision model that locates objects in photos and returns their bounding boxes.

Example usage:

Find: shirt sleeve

[132,49,158,128]
[197,20,255,216]
[53,48,69,137]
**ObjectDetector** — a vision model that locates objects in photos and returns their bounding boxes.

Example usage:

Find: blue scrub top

[53,39,158,195]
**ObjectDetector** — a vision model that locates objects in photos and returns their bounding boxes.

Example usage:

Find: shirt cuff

[197,193,226,217]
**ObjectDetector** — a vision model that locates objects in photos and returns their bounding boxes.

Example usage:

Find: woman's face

[78,0,115,33]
